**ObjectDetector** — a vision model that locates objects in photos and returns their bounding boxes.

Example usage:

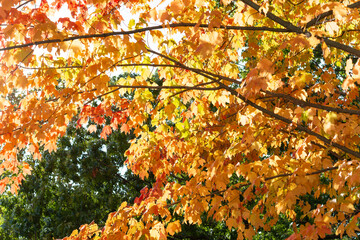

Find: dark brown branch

[148,49,360,159]
[109,84,220,91]
[17,0,34,9]
[306,1,360,28]
[0,23,291,52]
[214,166,338,199]
[286,0,305,6]
[329,29,360,39]
[323,38,360,57]
[240,0,304,34]
[265,166,338,181]
[18,63,179,70]
[118,63,360,117]
[311,141,343,160]
[168,81,218,98]
[241,0,360,57]
[263,90,360,115]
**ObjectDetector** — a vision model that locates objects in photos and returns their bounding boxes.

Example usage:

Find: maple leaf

[44,140,57,153]
[100,126,112,140]
[169,1,184,15]
[120,123,130,134]
[22,162,32,176]
[87,124,97,133]
[0,97,11,109]
[166,220,181,235]
[0,177,9,194]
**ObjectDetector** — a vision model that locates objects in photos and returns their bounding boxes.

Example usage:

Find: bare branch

[221,83,360,158]
[138,52,360,116]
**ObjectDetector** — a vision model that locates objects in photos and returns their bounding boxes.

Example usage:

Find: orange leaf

[100,126,112,140]
[166,220,181,235]
[87,124,97,133]
[121,123,130,134]
[44,140,57,153]
[22,162,32,176]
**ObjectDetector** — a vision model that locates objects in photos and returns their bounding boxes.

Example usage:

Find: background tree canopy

[1,0,360,239]
[0,123,146,239]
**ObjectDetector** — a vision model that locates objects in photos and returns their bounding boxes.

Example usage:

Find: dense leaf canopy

[1,0,360,239]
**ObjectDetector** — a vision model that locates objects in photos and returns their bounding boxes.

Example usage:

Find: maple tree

[1,0,360,239]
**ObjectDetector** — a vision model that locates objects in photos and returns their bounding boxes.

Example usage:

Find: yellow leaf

[128,19,135,29]
[322,42,330,59]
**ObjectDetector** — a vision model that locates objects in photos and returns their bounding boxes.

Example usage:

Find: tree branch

[241,0,360,57]
[240,0,304,34]
[323,38,360,57]
[263,90,360,115]
[147,49,360,159]
[265,166,338,181]
[305,1,360,28]
[16,0,34,9]
[108,84,220,91]
[0,23,290,52]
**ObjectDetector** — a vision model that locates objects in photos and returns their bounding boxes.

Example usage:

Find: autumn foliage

[1,0,360,239]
